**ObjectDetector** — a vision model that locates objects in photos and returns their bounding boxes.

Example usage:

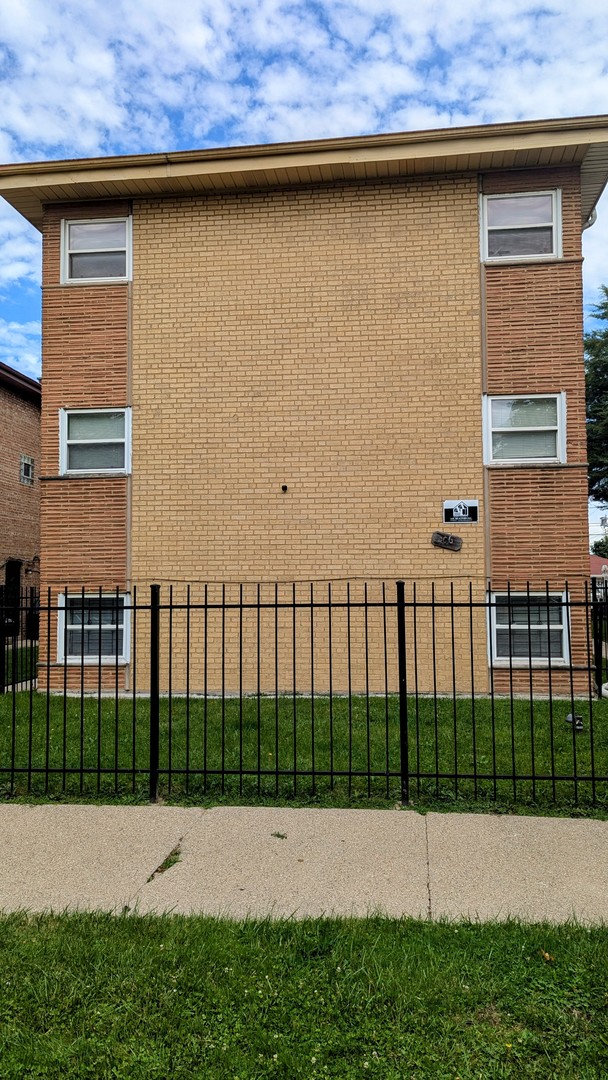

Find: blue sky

[1,0,608,524]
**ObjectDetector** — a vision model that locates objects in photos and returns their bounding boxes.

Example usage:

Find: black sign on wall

[443,500,479,524]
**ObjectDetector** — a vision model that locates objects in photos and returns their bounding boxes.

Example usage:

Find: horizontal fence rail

[0,580,606,809]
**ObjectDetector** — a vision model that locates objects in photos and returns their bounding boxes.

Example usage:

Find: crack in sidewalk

[424,816,432,920]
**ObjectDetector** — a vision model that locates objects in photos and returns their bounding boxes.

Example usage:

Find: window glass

[67,412,125,440]
[486,195,553,227]
[69,251,126,279]
[483,192,558,260]
[65,596,125,658]
[62,408,130,473]
[493,594,565,661]
[68,221,127,250]
[62,217,130,282]
[67,443,125,471]
[491,431,557,460]
[491,397,557,429]
[487,227,553,258]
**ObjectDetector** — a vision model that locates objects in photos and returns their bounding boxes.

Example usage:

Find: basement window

[481,191,561,261]
[490,592,568,665]
[57,593,130,664]
[60,217,132,283]
[59,408,131,475]
[483,394,565,465]
[20,454,34,485]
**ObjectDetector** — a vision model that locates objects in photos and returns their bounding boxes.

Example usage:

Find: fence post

[396,580,409,804]
[149,584,160,802]
[591,578,604,698]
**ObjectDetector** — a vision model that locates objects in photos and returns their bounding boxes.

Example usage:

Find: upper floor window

[59,408,131,475]
[60,217,132,283]
[20,454,34,485]
[483,394,566,465]
[481,191,561,261]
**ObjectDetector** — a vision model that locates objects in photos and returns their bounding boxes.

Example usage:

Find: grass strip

[1,692,608,811]
[0,913,607,1079]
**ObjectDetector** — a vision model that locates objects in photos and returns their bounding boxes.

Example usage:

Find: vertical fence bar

[584,581,597,805]
[412,583,420,799]
[487,583,497,801]
[131,585,138,794]
[396,580,409,805]
[382,583,389,799]
[364,583,371,797]
[256,583,261,796]
[545,582,556,803]
[328,582,334,791]
[431,583,439,797]
[0,586,5,694]
[292,582,297,795]
[185,584,191,796]
[239,583,243,797]
[592,577,603,697]
[469,583,478,801]
[347,582,353,798]
[310,582,316,796]
[149,584,160,803]
[168,585,173,795]
[450,582,458,799]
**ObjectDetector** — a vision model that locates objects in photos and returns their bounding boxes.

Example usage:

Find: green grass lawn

[0,913,607,1079]
[1,691,608,811]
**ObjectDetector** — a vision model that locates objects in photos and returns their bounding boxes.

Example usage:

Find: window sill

[56,471,130,479]
[59,277,131,286]
[54,659,129,667]
[485,460,565,469]
[491,659,567,668]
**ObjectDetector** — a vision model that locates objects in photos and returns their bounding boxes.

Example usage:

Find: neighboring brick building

[0,362,40,609]
[1,114,607,692]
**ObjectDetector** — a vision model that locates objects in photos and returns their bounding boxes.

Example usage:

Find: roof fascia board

[2,120,608,192]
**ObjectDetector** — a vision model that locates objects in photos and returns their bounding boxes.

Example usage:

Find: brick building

[0,362,40,609]
[1,114,607,692]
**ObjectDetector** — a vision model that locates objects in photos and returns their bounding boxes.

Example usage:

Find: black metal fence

[1,581,607,809]
[0,586,39,693]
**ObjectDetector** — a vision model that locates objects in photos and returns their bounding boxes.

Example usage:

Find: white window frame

[489,591,569,667]
[481,190,562,262]
[57,592,130,665]
[59,407,132,476]
[20,454,34,485]
[483,393,566,466]
[60,216,132,284]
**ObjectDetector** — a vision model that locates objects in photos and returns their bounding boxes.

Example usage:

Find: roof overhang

[1,114,608,232]
[0,361,41,404]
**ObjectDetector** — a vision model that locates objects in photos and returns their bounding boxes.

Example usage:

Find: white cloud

[0,318,41,379]
[2,0,608,378]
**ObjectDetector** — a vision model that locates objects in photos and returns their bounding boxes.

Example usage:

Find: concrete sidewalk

[0,804,607,923]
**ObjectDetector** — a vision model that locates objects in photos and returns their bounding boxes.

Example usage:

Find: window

[490,593,568,665]
[60,217,131,283]
[20,454,34,485]
[483,394,565,465]
[58,593,130,664]
[59,408,131,475]
[481,191,561,261]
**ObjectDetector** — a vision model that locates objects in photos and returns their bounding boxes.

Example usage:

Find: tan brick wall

[36,168,592,697]
[130,177,485,586]
[0,384,40,575]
